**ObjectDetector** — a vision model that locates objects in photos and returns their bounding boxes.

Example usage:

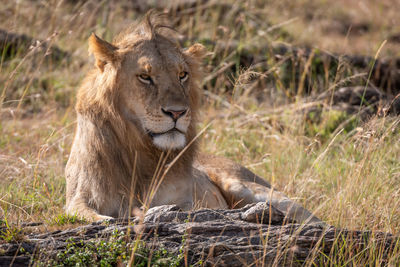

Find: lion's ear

[88,33,117,72]
[184,43,209,59]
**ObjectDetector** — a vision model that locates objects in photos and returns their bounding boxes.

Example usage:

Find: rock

[0,203,398,266]
[303,85,400,119]
[318,86,386,106]
[316,86,389,116]
[387,93,400,115]
[240,202,286,224]
[143,204,182,223]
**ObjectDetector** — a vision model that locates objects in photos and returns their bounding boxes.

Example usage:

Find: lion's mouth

[147,127,187,150]
[148,128,185,138]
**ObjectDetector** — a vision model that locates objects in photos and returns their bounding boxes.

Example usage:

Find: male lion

[65,13,322,224]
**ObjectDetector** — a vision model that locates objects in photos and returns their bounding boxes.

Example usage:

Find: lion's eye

[179,71,188,82]
[138,74,152,84]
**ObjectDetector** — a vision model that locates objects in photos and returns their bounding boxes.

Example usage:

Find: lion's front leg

[192,168,228,209]
[66,195,114,222]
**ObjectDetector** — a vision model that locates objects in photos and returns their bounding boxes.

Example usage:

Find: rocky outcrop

[0,203,398,266]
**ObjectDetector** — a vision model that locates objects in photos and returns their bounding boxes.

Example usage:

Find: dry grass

[264,0,400,56]
[1,0,399,265]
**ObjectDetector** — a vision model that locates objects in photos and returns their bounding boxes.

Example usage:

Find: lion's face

[119,37,192,150]
[84,22,206,152]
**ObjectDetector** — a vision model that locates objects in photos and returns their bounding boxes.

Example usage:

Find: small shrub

[44,230,182,267]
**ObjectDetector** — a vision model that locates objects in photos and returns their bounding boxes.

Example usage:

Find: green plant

[48,230,129,266]
[0,219,24,243]
[49,214,86,226]
[44,230,183,267]
[305,109,358,141]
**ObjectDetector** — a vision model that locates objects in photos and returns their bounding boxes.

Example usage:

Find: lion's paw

[93,214,115,224]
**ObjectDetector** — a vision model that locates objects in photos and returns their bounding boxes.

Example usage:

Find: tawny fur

[65,13,322,224]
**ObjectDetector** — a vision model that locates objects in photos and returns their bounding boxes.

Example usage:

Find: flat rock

[0,203,398,266]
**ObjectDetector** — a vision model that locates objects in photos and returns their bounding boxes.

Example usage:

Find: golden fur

[65,13,322,224]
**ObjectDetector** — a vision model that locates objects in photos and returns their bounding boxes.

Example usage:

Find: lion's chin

[152,130,186,150]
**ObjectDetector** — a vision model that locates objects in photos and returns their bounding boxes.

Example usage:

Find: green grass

[0,0,399,265]
[42,230,183,267]
[0,224,24,243]
[49,213,86,226]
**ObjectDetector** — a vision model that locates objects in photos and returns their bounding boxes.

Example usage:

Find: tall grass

[0,0,399,265]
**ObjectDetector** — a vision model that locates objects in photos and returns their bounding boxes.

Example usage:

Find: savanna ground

[1,0,400,265]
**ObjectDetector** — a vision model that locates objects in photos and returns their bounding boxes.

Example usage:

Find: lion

[65,13,322,225]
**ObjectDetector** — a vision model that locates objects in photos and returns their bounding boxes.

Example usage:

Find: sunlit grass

[0,0,399,265]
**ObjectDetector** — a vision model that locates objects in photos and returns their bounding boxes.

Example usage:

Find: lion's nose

[161,107,187,121]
